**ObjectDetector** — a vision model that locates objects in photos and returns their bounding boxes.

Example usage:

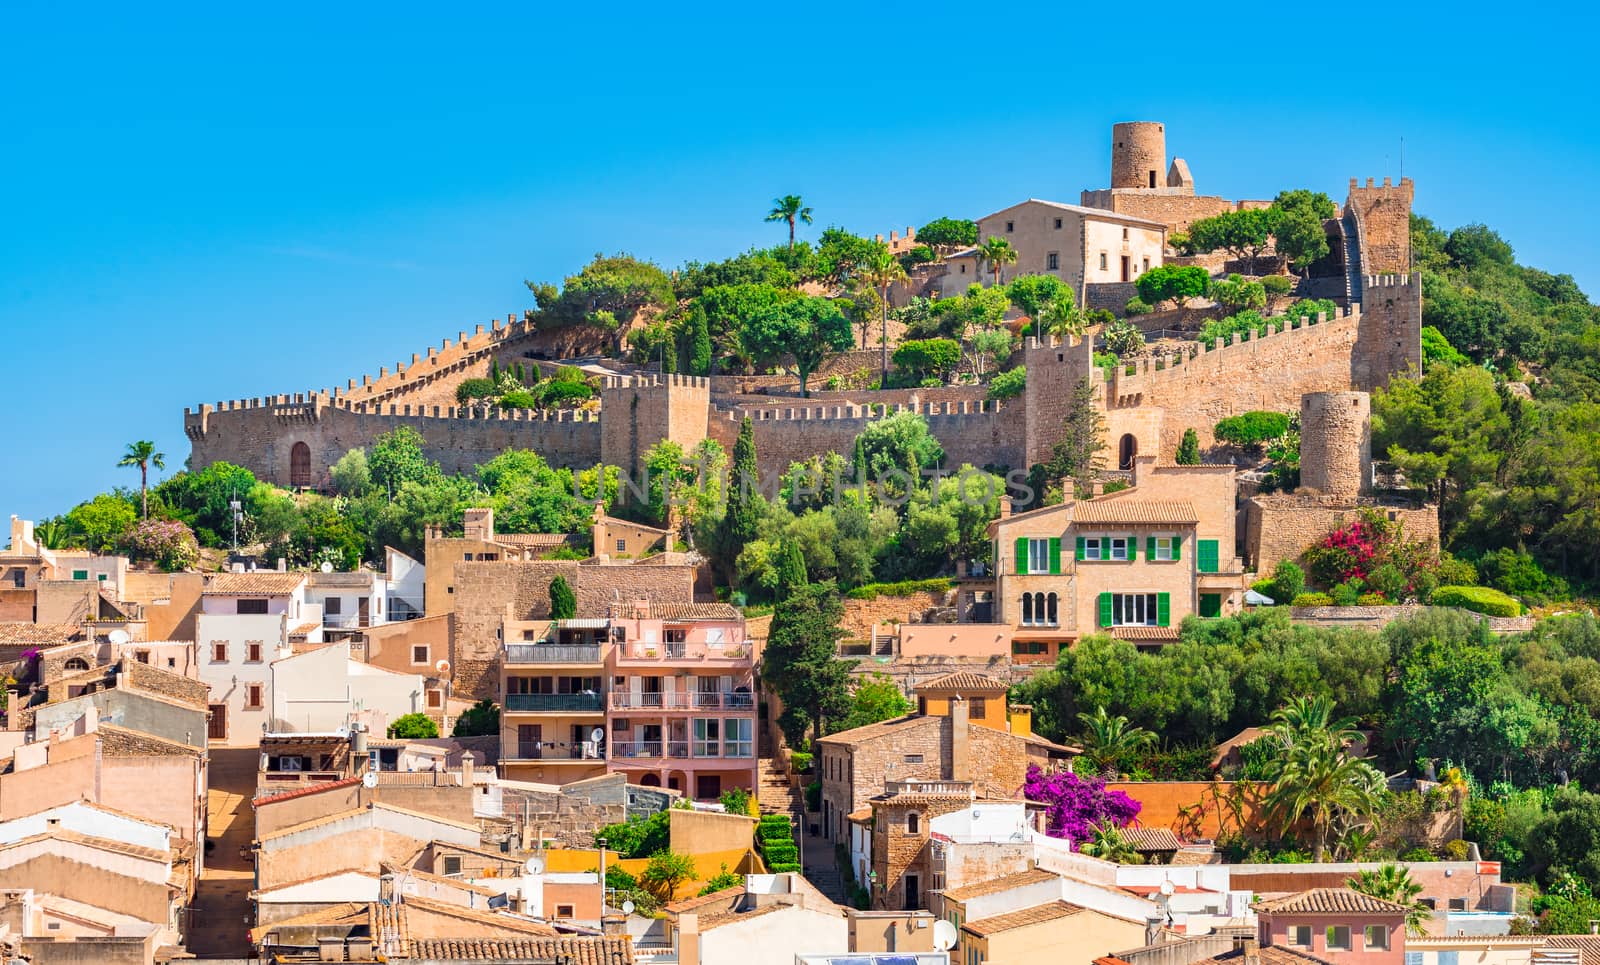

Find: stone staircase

[757,754,801,818]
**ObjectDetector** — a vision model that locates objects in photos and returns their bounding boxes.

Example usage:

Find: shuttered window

[1197,540,1219,573]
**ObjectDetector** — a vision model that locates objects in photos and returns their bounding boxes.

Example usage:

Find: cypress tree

[549,575,577,619]
[1176,427,1201,465]
[774,539,807,593]
[688,305,713,376]
[715,417,761,581]
[490,358,501,382]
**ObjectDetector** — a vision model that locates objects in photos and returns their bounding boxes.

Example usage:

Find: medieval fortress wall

[183,133,1423,498]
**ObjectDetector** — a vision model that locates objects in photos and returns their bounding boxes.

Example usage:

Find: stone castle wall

[1300,392,1371,497]
[1244,494,1439,574]
[1348,177,1414,276]
[728,399,1025,478]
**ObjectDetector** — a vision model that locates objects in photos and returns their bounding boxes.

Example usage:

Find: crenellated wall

[730,399,1025,478]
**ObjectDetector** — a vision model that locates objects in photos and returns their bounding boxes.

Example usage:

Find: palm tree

[1349,863,1430,935]
[765,195,814,251]
[978,236,1018,287]
[1078,822,1144,865]
[858,245,909,384]
[1262,696,1381,861]
[1038,296,1085,341]
[118,440,166,518]
[1077,706,1155,775]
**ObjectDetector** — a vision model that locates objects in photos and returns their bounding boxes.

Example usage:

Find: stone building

[815,672,1073,851]
[1080,121,1270,234]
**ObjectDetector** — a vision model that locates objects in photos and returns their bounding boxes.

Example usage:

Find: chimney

[679,912,702,964]
[950,697,970,782]
[462,750,475,786]
[999,497,1013,520]
[1058,476,1075,502]
[1241,937,1261,965]
[276,557,286,573]
[1090,479,1104,497]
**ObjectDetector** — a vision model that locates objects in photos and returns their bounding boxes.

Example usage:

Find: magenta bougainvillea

[1022,765,1142,845]
[1309,517,1383,583]
[124,518,199,572]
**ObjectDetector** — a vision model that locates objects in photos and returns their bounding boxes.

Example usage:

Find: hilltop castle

[184,126,1421,532]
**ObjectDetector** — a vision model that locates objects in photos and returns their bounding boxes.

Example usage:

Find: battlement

[1348,176,1414,193]
[724,398,1008,423]
[1363,272,1414,288]
[601,373,712,391]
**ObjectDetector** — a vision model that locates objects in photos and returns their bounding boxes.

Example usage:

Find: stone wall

[1084,282,1139,313]
[839,590,951,642]
[1299,392,1370,497]
[1348,177,1414,276]
[1353,273,1423,388]
[599,374,711,480]
[497,773,633,848]
[1244,494,1439,574]
[728,400,1025,479]
[1289,605,1535,634]
[1081,189,1238,234]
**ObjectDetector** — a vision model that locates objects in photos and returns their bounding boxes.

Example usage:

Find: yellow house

[958,900,1146,965]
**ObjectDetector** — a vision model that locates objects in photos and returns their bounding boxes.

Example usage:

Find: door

[904,873,920,910]
[357,596,370,628]
[518,724,542,759]
[208,703,227,741]
[1120,255,1131,282]
[289,442,312,487]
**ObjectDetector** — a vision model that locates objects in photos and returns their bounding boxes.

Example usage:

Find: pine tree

[549,575,577,619]
[688,305,713,376]
[1176,428,1201,465]
[491,358,501,382]
[1044,377,1106,498]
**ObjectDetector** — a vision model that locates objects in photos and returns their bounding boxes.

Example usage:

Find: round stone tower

[1111,121,1166,190]
[1299,391,1371,498]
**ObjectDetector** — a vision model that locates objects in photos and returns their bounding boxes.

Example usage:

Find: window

[555,903,576,919]
[907,812,920,833]
[1005,221,1014,233]
[1143,257,1151,273]
[724,718,753,757]
[135,650,150,664]
[324,597,341,615]
[616,538,627,553]
[1151,537,1176,561]
[442,855,462,876]
[427,689,443,708]
[1108,537,1130,561]
[237,598,269,615]
[464,553,473,561]
[1364,925,1389,950]
[695,775,722,800]
[245,684,263,710]
[412,645,430,665]
[1099,592,1170,628]
[1405,954,1424,965]
[1287,926,1312,947]
[1012,641,1048,655]
[1197,539,1220,573]
[970,697,987,718]
[167,657,176,669]
[1021,592,1058,627]
[1016,537,1058,575]
[246,642,262,662]
[1099,253,1108,270]
[1046,252,1060,271]
[1122,227,1129,241]
[1080,537,1102,561]
[904,873,920,910]
[1326,925,1351,951]
[97,573,107,582]
[1436,953,1458,965]
[692,718,721,757]
[1053,218,1063,229]
[904,754,924,764]
[211,642,227,662]
[1028,539,1051,573]
[63,657,89,671]
[72,569,88,581]
[1199,593,1223,618]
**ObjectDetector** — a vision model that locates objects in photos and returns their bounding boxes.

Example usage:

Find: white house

[384,547,425,622]
[195,572,316,743]
[270,640,424,734]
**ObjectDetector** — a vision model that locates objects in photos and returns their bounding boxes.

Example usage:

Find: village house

[661,873,848,965]
[817,671,1074,865]
[1251,888,1408,965]
[268,639,425,734]
[0,515,133,625]
[195,571,317,743]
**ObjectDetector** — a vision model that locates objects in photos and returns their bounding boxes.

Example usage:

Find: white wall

[196,611,287,741]
[700,905,848,965]
[385,549,425,619]
[0,802,170,853]
[271,641,422,733]
[930,803,1028,843]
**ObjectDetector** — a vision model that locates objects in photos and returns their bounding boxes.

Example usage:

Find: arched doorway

[289,442,312,487]
[1118,434,1137,471]
[639,773,661,788]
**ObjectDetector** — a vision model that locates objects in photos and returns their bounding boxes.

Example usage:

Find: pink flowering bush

[1022,765,1142,845]
[124,518,199,572]
[1303,508,1438,601]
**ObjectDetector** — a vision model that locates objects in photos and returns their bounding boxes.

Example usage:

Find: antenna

[320,561,334,573]
[362,771,378,789]
[933,920,957,951]
[590,727,606,744]
[525,855,546,875]
[622,899,635,915]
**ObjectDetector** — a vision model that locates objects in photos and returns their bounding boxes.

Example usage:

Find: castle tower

[1345,177,1414,276]
[1299,392,1371,498]
[1111,122,1166,190]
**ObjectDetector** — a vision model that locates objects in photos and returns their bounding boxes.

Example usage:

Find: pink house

[1255,888,1408,965]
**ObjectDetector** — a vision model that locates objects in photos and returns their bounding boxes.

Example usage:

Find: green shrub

[456,378,497,404]
[1330,581,1363,606]
[762,843,798,863]
[1366,563,1408,602]
[1291,592,1334,607]
[718,787,752,817]
[1124,297,1153,316]
[900,245,937,268]
[1431,585,1522,617]
[892,339,962,383]
[1103,320,1146,358]
[845,578,954,600]
[987,366,1026,401]
[1268,561,1305,605]
[498,389,540,409]
[1356,592,1391,606]
[538,379,595,407]
[768,862,802,874]
[1261,275,1295,297]
[1436,553,1479,587]
[1400,846,1436,862]
[1475,548,1568,603]
[1442,839,1472,862]
[789,751,813,774]
[1214,411,1291,448]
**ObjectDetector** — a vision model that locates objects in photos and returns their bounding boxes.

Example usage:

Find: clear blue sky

[2,2,1592,521]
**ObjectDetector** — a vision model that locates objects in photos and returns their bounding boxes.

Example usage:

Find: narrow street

[188,747,257,958]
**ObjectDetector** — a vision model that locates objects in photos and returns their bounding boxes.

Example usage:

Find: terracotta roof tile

[615,602,742,621]
[815,714,939,747]
[0,623,83,646]
[1073,500,1200,525]
[961,900,1082,937]
[1112,626,1181,641]
[913,670,1010,693]
[252,775,362,807]
[408,936,635,962]
[396,894,557,935]
[1119,826,1183,851]
[1192,947,1333,965]
[666,885,742,915]
[1255,887,1412,915]
[941,867,1059,901]
[1169,848,1219,866]
[204,572,307,595]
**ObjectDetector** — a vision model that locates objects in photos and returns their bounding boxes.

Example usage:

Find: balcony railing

[608,691,755,711]
[505,643,602,664]
[504,692,604,713]
[609,740,754,760]
[510,744,603,761]
[616,642,751,662]
[322,614,372,629]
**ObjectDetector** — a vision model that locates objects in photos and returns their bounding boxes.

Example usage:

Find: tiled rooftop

[204,572,307,594]
[961,900,1082,937]
[1255,887,1413,915]
[1072,499,1200,525]
[913,670,1010,693]
[941,867,1059,901]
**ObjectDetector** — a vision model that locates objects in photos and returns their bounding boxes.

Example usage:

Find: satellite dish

[525,856,546,875]
[933,920,958,951]
[622,900,636,915]
[108,629,131,646]
[435,659,451,674]
[1159,880,1176,897]
[335,726,350,739]
[590,727,605,743]
[320,561,334,573]
[362,771,378,789]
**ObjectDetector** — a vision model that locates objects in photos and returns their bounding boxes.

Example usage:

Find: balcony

[615,642,751,663]
[610,739,754,760]
[507,744,604,762]
[505,643,602,665]
[504,693,604,713]
[608,691,755,712]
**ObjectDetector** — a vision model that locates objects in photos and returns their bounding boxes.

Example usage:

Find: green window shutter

[1048,537,1061,575]
[1128,535,1138,560]
[1199,593,1222,618]
[1146,536,1157,559]
[1015,537,1028,574]
[1198,539,1219,574]
[1075,537,1086,561]
[1172,537,1182,562]
[1157,592,1171,627]
[1098,592,1113,628]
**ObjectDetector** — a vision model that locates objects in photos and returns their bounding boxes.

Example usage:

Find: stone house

[0,514,131,624]
[816,672,1073,850]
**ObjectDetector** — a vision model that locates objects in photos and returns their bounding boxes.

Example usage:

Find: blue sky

[2,2,1592,521]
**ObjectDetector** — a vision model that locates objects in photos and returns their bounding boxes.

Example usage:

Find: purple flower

[1023,764,1142,846]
